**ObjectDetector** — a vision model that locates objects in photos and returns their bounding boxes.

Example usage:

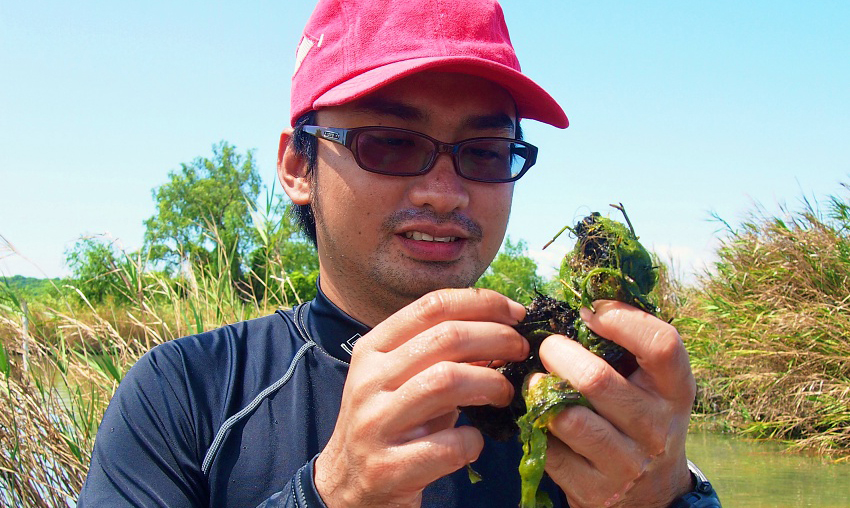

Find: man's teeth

[404,231,458,242]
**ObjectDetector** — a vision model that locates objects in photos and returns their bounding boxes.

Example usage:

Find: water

[686,430,850,507]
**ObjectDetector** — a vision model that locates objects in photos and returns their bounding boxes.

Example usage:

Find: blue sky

[2,0,848,281]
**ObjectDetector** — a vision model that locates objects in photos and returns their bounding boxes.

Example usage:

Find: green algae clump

[516,204,659,508]
[558,207,657,314]
[461,204,660,508]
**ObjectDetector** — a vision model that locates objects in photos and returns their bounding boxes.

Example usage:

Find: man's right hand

[313,288,529,507]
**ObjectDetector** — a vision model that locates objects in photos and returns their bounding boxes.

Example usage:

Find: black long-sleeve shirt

[77,287,567,507]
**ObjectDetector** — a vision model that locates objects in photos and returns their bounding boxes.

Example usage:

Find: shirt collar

[303,282,372,363]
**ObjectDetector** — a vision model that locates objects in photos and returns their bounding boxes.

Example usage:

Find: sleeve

[668,460,722,507]
[77,343,207,507]
[255,455,328,508]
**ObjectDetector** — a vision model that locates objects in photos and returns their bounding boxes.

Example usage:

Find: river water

[686,430,850,507]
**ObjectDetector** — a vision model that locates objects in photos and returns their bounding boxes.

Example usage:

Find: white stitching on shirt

[201,305,315,475]
[296,301,352,366]
[295,302,311,344]
[295,464,309,506]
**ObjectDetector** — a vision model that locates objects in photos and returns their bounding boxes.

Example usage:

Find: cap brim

[312,56,568,129]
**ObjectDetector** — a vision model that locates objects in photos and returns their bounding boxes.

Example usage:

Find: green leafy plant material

[464,204,659,507]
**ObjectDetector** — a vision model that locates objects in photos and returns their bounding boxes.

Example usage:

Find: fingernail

[579,307,593,322]
[509,301,526,323]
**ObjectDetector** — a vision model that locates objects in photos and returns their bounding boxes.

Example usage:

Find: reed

[0,227,314,506]
[2,186,849,505]
[679,186,850,459]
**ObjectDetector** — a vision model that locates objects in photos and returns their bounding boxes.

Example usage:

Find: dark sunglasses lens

[355,129,433,175]
[458,140,527,182]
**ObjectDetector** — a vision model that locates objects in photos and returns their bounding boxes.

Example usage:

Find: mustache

[384,209,483,241]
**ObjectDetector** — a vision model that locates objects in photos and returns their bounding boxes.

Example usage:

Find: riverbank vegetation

[678,185,850,460]
[1,143,847,503]
[1,220,318,505]
[1,142,319,505]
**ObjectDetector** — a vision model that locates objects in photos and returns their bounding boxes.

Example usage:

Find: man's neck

[317,269,412,328]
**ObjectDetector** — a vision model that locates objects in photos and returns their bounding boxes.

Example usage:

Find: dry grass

[678,189,850,459]
[3,188,850,505]
[0,241,310,506]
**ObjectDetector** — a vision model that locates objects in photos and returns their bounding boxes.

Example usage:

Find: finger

[399,409,460,442]
[545,405,646,481]
[386,362,513,435]
[580,301,693,401]
[383,320,528,386]
[545,414,692,507]
[361,288,526,353]
[538,334,649,426]
[388,425,485,494]
[468,359,507,367]
[541,437,595,503]
[544,433,643,508]
[537,334,681,453]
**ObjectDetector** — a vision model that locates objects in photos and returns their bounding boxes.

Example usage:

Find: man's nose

[407,152,470,213]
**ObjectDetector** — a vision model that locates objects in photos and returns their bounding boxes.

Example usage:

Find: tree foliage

[476,237,544,304]
[62,141,321,308]
[1,275,61,302]
[65,237,129,304]
[144,142,262,279]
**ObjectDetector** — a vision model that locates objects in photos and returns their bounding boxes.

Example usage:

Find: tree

[476,237,545,305]
[65,237,128,304]
[144,142,262,281]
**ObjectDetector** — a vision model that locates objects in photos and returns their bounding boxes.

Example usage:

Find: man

[79,0,720,506]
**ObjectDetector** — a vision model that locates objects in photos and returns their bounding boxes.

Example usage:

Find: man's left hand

[536,300,695,507]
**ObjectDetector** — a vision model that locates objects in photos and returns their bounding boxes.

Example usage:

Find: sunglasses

[301,125,538,183]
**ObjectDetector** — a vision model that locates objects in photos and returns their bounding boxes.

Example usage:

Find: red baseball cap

[290,0,568,128]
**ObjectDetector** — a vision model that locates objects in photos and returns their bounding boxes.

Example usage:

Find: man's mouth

[403,231,459,243]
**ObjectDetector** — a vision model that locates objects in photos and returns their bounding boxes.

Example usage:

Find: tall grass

[2,186,850,505]
[679,185,850,459]
[0,228,313,506]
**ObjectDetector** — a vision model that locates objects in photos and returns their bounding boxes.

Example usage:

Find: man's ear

[277,128,312,206]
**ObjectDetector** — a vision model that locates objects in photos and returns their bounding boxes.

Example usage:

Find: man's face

[309,72,517,324]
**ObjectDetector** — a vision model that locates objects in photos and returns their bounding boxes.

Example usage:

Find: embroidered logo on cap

[293,34,323,77]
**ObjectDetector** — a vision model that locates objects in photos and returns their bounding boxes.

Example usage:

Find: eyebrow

[353,97,516,135]
[464,113,515,133]
[353,97,425,122]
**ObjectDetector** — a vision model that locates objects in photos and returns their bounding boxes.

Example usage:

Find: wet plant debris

[463,204,660,508]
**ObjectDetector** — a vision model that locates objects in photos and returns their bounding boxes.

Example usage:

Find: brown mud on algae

[463,204,660,508]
